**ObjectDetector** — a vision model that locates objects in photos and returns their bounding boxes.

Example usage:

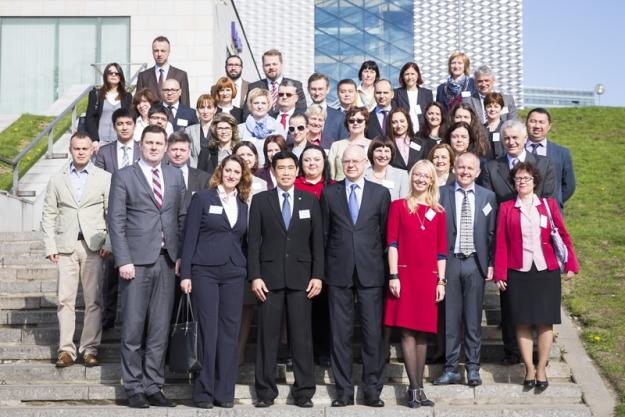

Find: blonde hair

[406,160,443,214]
[447,51,471,76]
[246,88,271,110]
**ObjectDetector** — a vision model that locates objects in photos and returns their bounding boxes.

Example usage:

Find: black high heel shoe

[407,388,420,408]
[535,377,549,391]
[523,370,536,392]
[417,388,434,407]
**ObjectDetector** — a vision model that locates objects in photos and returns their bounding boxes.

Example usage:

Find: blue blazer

[545,140,576,207]
[180,188,247,279]
[321,106,348,149]
[170,103,199,131]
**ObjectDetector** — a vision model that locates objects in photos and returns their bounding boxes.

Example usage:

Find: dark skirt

[507,264,561,326]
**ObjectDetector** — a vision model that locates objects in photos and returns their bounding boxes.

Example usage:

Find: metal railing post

[12,162,19,195]
[47,128,54,159]
[71,104,77,133]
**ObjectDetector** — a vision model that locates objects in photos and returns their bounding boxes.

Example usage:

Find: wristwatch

[389,273,400,281]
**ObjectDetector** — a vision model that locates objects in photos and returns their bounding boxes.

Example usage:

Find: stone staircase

[0,232,593,416]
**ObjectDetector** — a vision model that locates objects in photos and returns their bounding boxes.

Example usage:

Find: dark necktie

[381,110,389,132]
[459,189,475,256]
[348,183,359,224]
[530,143,540,155]
[281,192,291,228]
[158,68,164,90]
[167,105,175,123]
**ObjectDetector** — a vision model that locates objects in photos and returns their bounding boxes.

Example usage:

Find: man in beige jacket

[42,132,112,368]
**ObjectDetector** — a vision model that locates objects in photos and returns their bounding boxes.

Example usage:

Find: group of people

[41,35,580,410]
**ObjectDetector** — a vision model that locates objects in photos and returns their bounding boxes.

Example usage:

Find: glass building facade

[315,0,414,103]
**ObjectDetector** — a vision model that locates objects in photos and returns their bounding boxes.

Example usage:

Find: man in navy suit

[307,73,347,148]
[365,79,396,139]
[320,145,390,407]
[161,79,198,132]
[248,151,324,408]
[526,108,576,209]
[95,108,140,330]
[433,153,497,387]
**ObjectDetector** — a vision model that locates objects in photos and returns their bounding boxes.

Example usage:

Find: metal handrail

[230,0,262,80]
[0,63,147,196]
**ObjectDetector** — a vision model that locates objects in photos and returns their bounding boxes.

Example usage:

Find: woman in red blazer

[494,162,578,392]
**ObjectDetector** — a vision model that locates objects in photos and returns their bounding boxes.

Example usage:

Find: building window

[0,17,130,113]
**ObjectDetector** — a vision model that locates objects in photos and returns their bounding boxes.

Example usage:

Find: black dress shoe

[365,398,385,407]
[535,378,549,391]
[331,398,354,407]
[193,401,213,409]
[214,400,234,408]
[147,391,176,407]
[466,369,482,387]
[127,393,149,408]
[295,398,314,408]
[255,399,274,408]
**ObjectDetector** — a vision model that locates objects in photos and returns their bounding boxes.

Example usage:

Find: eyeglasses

[348,118,366,124]
[412,173,432,180]
[216,126,232,131]
[514,176,534,183]
[226,63,242,67]
[341,159,365,165]
[162,88,180,93]
[107,71,120,76]
[278,92,295,98]
[288,125,306,133]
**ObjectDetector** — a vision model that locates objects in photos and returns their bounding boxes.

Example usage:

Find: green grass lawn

[543,107,625,416]
[0,97,87,191]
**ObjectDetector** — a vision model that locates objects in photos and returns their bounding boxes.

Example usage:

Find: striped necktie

[152,168,163,209]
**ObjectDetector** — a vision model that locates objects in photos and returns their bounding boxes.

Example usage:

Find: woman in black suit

[392,62,433,135]
[179,155,252,409]
[213,77,243,123]
[85,62,132,148]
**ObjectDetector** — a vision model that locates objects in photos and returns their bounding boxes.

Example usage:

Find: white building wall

[235,0,314,96]
[414,0,523,107]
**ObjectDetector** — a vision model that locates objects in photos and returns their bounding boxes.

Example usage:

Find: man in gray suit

[166,131,210,208]
[95,108,140,330]
[108,125,186,409]
[463,65,517,123]
[526,107,576,209]
[433,153,497,387]
[136,36,190,107]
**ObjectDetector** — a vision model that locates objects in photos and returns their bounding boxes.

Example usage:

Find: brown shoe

[55,351,74,368]
[83,353,99,367]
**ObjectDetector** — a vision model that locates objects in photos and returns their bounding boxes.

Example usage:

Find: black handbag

[168,293,203,373]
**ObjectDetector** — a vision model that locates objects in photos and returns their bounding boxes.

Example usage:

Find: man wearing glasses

[225,55,249,109]
[161,79,198,132]
[320,145,391,408]
[274,79,304,131]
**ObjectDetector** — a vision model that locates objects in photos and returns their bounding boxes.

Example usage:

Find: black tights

[401,329,428,389]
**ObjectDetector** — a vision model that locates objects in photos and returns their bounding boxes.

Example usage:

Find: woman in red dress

[385,159,447,408]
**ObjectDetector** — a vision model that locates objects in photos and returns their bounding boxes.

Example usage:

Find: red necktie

[280,113,288,129]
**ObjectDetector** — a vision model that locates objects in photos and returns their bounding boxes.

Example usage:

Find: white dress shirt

[406,89,420,133]
[507,150,527,169]
[138,159,164,191]
[116,140,134,169]
[526,138,548,157]
[154,63,170,81]
[218,185,239,228]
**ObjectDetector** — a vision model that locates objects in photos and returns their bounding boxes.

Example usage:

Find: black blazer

[481,153,557,205]
[389,136,427,171]
[320,180,390,288]
[184,167,211,208]
[95,141,140,173]
[391,87,433,130]
[247,188,324,291]
[365,105,397,139]
[197,147,219,177]
[85,88,132,141]
[179,188,247,279]
[217,106,244,124]
[167,103,199,131]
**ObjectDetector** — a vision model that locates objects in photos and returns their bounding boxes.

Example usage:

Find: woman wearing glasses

[327,107,372,181]
[197,113,240,176]
[494,162,578,392]
[85,62,132,149]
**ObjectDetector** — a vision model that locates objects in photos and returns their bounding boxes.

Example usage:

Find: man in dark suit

[166,131,210,208]
[248,151,324,408]
[307,73,347,149]
[225,55,249,109]
[526,108,576,209]
[136,36,190,106]
[462,65,517,124]
[95,108,140,330]
[433,153,497,387]
[161,79,198,132]
[108,125,186,409]
[243,49,306,115]
[320,145,391,407]
[481,119,557,366]
[366,79,396,139]
[273,79,304,130]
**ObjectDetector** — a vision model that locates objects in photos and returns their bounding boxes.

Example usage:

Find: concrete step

[0,325,120,344]
[0,254,51,267]
[0,279,57,294]
[0,265,58,281]
[0,361,572,386]
[0,308,78,326]
[0,231,45,242]
[0,404,593,417]
[0,381,584,405]
[0,293,69,310]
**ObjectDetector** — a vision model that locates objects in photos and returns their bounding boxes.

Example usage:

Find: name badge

[425,208,436,221]
[299,209,311,219]
[178,118,189,127]
[209,205,223,215]
[482,202,492,216]
[501,106,509,115]
[492,133,500,142]
[382,179,395,189]
[540,215,548,229]
[409,142,422,151]
[461,91,471,98]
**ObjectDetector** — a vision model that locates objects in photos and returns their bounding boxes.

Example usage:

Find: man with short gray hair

[463,65,517,123]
